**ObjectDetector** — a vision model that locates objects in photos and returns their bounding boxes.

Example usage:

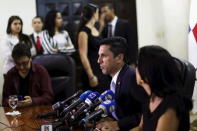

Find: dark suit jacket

[114,64,147,131]
[102,18,138,65]
[29,34,36,45]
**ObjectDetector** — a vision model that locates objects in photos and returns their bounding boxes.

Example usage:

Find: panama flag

[188,0,197,69]
[189,0,197,112]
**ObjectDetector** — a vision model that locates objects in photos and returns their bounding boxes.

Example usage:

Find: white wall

[136,0,197,112]
[0,0,36,104]
[136,0,191,60]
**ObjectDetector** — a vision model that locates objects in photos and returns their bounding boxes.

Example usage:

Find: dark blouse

[143,95,191,131]
[79,26,111,93]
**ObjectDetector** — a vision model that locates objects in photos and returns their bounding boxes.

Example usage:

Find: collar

[109,16,118,26]
[111,67,122,84]
[33,32,42,38]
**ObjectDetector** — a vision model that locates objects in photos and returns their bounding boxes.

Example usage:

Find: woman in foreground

[131,45,192,131]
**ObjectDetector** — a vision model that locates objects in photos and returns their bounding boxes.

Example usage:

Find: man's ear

[116,54,124,62]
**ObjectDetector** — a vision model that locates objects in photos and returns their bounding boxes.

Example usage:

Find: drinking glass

[8,95,18,111]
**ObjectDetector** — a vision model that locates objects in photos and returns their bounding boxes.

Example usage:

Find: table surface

[0,105,82,131]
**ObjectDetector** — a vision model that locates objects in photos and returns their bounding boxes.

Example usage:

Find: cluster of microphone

[39,89,116,129]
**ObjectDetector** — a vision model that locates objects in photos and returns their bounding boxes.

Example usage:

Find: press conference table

[0,105,82,131]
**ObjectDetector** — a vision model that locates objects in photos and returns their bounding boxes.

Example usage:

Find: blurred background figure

[30,16,44,55]
[77,4,110,93]
[42,10,75,55]
[99,3,138,66]
[1,15,36,75]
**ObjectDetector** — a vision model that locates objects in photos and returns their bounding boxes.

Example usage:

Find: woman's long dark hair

[44,10,63,37]
[138,45,193,110]
[78,4,98,32]
[138,45,182,98]
[6,16,32,47]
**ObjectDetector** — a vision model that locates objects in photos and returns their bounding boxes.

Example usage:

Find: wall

[136,0,191,60]
[0,0,36,104]
[136,0,197,112]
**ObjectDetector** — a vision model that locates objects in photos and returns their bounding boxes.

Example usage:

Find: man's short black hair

[12,43,31,60]
[101,3,115,10]
[32,16,43,22]
[99,37,128,63]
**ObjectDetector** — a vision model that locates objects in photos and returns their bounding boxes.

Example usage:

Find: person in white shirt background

[42,10,75,54]
[1,15,36,75]
[29,16,44,55]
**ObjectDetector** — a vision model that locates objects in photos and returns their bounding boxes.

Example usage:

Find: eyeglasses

[15,59,30,67]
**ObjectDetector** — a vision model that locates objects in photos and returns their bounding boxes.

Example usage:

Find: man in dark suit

[99,3,138,66]
[29,16,44,55]
[96,37,145,131]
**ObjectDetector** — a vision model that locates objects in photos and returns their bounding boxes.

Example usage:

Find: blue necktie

[110,80,119,120]
[110,80,116,94]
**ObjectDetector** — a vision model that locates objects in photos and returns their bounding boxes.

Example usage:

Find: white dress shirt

[108,16,118,36]
[110,68,121,94]
[33,32,46,54]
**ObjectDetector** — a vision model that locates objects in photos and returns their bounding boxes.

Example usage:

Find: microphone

[60,90,93,116]
[84,90,115,113]
[80,100,116,124]
[52,90,83,111]
[70,92,100,121]
[98,89,115,102]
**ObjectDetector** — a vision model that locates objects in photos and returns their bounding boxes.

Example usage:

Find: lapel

[114,18,120,36]
[115,64,128,99]
[30,34,36,45]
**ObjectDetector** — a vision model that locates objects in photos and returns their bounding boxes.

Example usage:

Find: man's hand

[95,120,119,131]
[18,96,32,107]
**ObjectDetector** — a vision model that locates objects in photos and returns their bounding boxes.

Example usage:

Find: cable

[0,121,10,127]
[0,121,39,131]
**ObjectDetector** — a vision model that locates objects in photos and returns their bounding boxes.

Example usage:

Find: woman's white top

[1,34,36,74]
[42,30,75,54]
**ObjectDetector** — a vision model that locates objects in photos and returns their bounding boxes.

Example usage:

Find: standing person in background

[1,15,36,75]
[131,45,192,131]
[30,16,44,55]
[99,3,138,66]
[77,4,111,93]
[42,10,75,54]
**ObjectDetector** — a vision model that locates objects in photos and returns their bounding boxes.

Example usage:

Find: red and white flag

[188,0,197,68]
[189,0,197,112]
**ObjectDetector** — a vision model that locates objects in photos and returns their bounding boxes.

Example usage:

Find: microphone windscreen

[99,100,116,114]
[85,92,100,104]
[79,90,93,100]
[99,90,115,102]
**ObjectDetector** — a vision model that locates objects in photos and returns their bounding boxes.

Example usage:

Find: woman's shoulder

[163,94,192,113]
[79,26,91,34]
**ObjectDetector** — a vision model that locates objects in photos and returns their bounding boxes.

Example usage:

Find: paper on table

[5,111,21,116]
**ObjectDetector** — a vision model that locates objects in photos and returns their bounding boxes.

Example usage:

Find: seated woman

[1,16,36,75]
[132,45,192,131]
[42,10,75,54]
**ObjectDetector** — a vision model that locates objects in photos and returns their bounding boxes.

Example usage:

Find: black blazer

[114,64,147,131]
[29,34,36,45]
[102,18,138,65]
